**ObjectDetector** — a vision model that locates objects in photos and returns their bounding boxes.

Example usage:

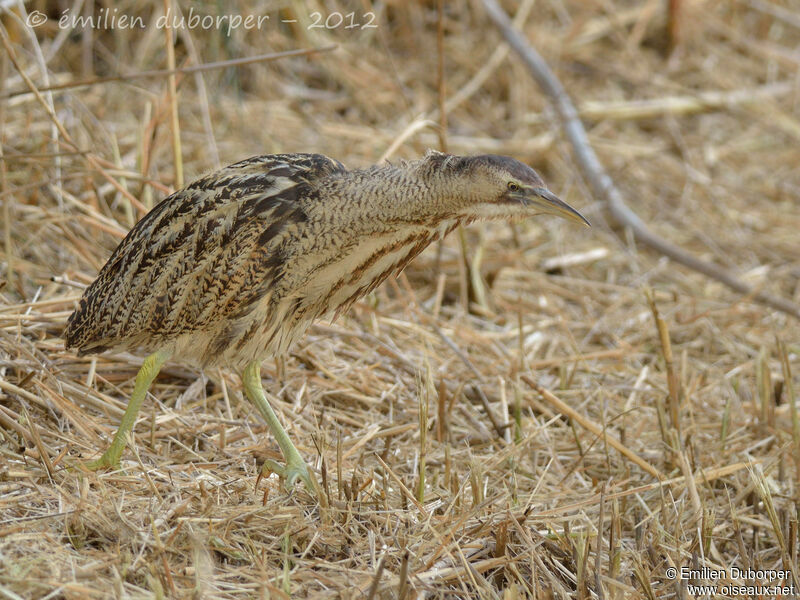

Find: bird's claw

[260,458,318,494]
[71,450,121,472]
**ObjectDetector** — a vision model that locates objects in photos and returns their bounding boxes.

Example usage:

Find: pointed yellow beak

[528,187,590,227]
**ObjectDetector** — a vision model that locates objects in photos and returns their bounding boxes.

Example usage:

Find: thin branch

[163,0,183,188]
[482,0,800,320]
[522,375,663,480]
[435,0,448,153]
[0,46,337,100]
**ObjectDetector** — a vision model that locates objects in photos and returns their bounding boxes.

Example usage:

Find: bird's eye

[507,182,520,192]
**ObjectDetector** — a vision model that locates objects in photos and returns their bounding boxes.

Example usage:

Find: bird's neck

[350,161,473,226]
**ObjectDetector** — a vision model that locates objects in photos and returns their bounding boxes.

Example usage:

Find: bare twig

[163,0,183,188]
[0,46,337,100]
[522,375,663,480]
[482,0,800,320]
[435,0,447,153]
[524,82,795,124]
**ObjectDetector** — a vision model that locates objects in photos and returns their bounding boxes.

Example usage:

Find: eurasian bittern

[65,151,588,494]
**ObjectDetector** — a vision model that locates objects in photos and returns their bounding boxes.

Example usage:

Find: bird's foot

[72,449,122,472]
[259,457,319,496]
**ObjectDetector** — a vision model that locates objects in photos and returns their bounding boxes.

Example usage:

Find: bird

[64,150,589,495]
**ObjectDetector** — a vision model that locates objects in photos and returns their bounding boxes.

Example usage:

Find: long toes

[81,455,119,471]
[260,458,286,478]
[284,465,310,490]
[260,459,316,495]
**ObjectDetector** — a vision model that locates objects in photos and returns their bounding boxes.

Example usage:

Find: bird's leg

[241,360,319,495]
[83,349,170,470]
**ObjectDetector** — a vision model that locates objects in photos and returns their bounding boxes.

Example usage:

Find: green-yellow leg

[84,349,171,470]
[242,360,319,495]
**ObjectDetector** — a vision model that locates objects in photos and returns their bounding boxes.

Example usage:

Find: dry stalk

[482,0,800,321]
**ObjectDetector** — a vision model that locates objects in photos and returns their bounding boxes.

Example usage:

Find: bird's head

[425,151,589,227]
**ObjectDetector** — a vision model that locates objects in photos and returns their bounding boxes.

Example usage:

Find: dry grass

[1,0,799,598]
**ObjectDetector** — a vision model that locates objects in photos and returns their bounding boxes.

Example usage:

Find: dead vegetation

[1,0,799,598]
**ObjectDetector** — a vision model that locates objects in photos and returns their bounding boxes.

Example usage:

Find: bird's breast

[210,220,458,368]
[298,225,446,317]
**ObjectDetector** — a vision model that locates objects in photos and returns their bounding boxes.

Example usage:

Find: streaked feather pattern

[66,151,568,369]
[66,154,345,366]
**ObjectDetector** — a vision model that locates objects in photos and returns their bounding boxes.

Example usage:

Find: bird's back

[65,154,345,365]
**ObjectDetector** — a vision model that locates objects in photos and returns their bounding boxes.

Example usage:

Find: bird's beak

[526,187,591,227]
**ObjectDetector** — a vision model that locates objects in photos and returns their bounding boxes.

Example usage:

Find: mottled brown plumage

[65,150,588,492]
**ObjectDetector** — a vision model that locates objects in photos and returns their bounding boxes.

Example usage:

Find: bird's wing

[65,154,345,354]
